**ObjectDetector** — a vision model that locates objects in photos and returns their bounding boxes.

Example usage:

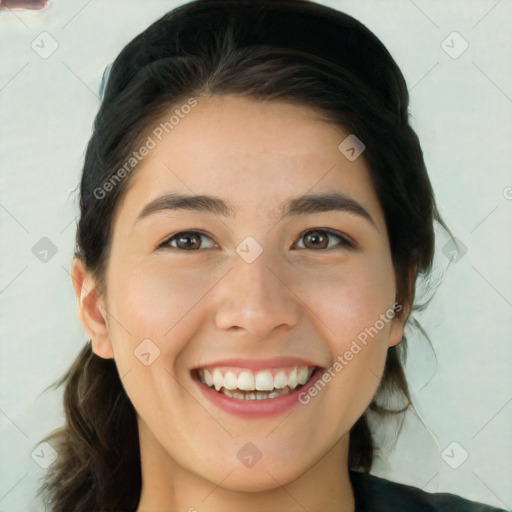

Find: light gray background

[0,1,511,510]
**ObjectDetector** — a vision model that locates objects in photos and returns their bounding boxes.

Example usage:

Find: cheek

[293,256,397,428]
[105,259,226,384]
[104,262,213,410]
[108,260,214,339]
[293,251,397,344]
[303,254,397,417]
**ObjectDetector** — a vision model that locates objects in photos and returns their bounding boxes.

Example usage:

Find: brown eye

[295,229,353,250]
[159,231,218,251]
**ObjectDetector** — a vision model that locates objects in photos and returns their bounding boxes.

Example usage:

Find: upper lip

[192,357,322,371]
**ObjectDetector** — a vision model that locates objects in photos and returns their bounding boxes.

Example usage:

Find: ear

[71,257,114,359]
[388,265,417,348]
[388,301,409,348]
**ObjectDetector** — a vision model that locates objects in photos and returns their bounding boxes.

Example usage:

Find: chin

[206,462,306,493]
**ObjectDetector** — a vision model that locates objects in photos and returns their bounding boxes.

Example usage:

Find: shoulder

[349,470,508,512]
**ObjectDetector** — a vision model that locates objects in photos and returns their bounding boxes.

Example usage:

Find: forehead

[116,95,383,226]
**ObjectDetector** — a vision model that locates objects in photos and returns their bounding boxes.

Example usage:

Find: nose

[214,247,301,339]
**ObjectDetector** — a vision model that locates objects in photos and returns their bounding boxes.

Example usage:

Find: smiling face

[73,94,407,509]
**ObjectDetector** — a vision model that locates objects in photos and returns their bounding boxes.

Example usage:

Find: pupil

[180,233,199,249]
[307,231,327,249]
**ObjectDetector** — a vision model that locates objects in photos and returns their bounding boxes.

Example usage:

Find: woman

[36,0,508,510]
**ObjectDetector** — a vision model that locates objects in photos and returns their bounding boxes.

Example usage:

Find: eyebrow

[137,192,376,227]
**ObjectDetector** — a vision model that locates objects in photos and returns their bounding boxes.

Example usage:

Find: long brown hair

[36,0,443,510]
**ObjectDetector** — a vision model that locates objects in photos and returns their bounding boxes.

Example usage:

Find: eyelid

[157,230,218,250]
[293,228,355,250]
[157,228,355,251]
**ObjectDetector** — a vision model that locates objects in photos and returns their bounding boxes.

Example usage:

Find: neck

[136,423,355,512]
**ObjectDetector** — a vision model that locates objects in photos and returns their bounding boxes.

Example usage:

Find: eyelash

[157,228,355,252]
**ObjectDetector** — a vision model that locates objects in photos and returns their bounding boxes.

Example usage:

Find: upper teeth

[197,366,314,392]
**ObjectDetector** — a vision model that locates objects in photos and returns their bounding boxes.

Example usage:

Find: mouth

[191,363,323,416]
[194,365,318,400]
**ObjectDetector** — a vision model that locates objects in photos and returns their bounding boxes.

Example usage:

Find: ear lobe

[71,257,114,359]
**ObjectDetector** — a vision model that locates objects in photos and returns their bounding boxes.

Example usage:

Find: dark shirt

[349,470,509,511]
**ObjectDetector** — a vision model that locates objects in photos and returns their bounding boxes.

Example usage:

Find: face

[74,95,406,494]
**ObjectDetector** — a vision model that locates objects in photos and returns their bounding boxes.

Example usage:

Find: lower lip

[192,368,323,418]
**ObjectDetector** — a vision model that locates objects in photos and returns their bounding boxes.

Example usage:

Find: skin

[72,95,409,512]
